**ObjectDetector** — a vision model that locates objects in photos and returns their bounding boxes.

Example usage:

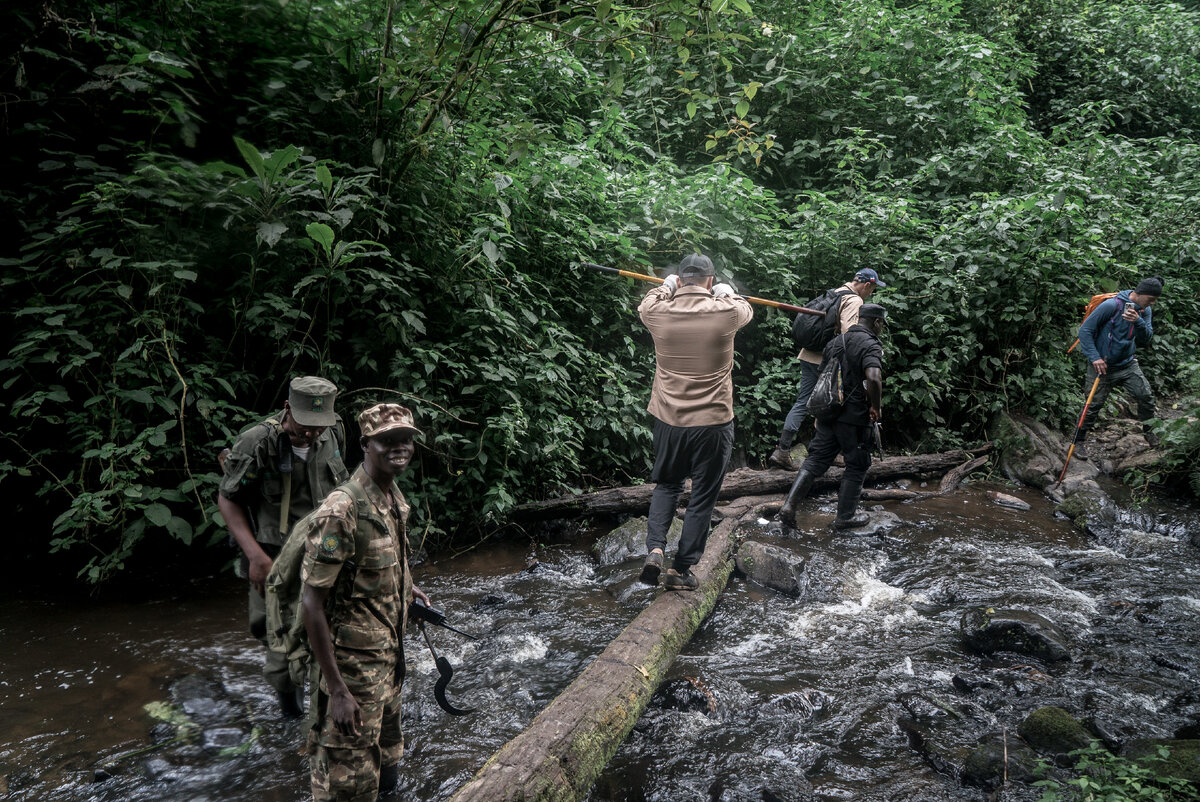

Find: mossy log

[512,446,992,521]
[448,513,744,802]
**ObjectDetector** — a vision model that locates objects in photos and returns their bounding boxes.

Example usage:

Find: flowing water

[2,480,1198,801]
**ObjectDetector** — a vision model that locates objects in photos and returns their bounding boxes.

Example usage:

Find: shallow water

[2,480,1197,801]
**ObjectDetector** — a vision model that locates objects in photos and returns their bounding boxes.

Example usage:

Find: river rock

[1017,706,1095,765]
[592,516,682,567]
[991,412,1099,494]
[735,540,804,596]
[202,727,246,751]
[960,607,1071,662]
[1123,738,1200,785]
[959,733,1040,789]
[986,490,1031,510]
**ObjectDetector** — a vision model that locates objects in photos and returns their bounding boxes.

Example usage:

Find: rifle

[409,597,479,640]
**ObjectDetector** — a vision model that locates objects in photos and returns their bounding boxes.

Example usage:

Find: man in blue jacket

[1074,276,1163,459]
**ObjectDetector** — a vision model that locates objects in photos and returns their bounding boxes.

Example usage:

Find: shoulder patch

[319,534,341,555]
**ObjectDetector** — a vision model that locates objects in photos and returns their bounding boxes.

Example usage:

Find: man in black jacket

[779,304,886,530]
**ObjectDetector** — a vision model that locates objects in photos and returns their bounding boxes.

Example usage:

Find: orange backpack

[1066,292,1120,354]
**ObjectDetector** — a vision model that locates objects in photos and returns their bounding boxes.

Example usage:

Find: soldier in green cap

[217,376,351,717]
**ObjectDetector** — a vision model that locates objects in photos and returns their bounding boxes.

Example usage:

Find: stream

[2,479,1198,801]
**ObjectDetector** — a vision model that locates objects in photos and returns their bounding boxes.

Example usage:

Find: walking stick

[581,262,824,317]
[1056,375,1102,485]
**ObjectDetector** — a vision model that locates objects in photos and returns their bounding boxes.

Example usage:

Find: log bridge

[451,446,992,801]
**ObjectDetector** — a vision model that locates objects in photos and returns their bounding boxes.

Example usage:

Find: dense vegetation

[3,0,1199,583]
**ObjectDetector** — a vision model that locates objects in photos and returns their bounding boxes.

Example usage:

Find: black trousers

[646,417,734,572]
[799,418,872,489]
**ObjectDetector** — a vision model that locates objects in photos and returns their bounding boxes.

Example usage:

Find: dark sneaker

[639,551,664,585]
[1144,430,1161,449]
[378,762,400,799]
[832,512,869,530]
[768,447,798,471]
[664,568,698,591]
[1073,441,1089,461]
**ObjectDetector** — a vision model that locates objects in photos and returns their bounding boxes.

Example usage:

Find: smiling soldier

[300,403,431,802]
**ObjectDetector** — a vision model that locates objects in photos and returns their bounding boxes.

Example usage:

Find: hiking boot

[664,568,698,591]
[1072,441,1089,461]
[277,687,304,718]
[1143,427,1161,449]
[768,447,798,471]
[639,550,664,585]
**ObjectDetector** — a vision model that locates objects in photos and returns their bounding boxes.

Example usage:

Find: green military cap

[288,376,338,427]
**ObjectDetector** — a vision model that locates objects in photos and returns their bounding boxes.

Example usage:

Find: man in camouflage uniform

[301,403,430,802]
[217,376,350,716]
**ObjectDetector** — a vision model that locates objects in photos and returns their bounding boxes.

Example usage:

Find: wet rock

[651,677,716,716]
[837,509,902,536]
[169,674,235,724]
[991,412,1098,492]
[201,727,246,751]
[141,757,178,782]
[1123,739,1200,785]
[592,516,682,567]
[92,768,114,783]
[960,734,1040,789]
[986,490,1031,510]
[471,592,520,611]
[735,540,804,596]
[756,689,827,724]
[960,607,1071,662]
[1055,487,1119,535]
[1018,706,1095,765]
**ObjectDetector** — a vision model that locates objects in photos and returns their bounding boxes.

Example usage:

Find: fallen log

[449,512,745,802]
[512,446,992,521]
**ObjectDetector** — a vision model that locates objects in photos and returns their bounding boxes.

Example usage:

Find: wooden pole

[1056,376,1102,485]
[581,262,823,316]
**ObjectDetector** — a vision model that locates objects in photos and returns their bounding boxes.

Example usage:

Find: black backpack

[806,334,849,422]
[791,289,854,351]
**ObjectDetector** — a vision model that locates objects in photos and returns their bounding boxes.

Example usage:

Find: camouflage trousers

[308,652,404,802]
[247,582,294,694]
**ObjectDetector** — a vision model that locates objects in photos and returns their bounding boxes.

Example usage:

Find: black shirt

[820,323,884,427]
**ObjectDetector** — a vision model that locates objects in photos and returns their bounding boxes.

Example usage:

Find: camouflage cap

[288,376,338,427]
[358,403,423,439]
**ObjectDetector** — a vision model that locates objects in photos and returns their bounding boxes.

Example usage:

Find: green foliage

[4,0,1200,581]
[1035,742,1198,801]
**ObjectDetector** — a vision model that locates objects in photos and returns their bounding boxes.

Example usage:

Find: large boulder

[592,516,682,566]
[992,412,1098,493]
[1018,706,1095,765]
[960,607,1071,662]
[735,540,805,597]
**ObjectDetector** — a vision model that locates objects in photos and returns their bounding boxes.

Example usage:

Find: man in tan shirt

[636,253,753,590]
[768,269,885,470]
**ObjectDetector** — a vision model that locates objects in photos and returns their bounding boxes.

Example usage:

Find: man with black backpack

[779,304,886,531]
[217,376,351,717]
[768,268,885,471]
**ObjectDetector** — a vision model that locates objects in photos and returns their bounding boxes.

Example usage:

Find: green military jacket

[300,465,412,654]
[218,411,350,547]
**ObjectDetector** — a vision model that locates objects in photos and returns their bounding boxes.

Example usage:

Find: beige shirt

[638,284,754,427]
[798,282,864,364]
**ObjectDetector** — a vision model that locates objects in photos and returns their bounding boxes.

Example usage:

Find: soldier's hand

[412,585,431,609]
[331,689,362,737]
[1091,358,1107,376]
[662,274,679,294]
[712,282,736,299]
[248,552,274,596]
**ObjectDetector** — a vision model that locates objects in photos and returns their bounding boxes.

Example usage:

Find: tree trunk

[512,446,992,521]
[449,514,745,802]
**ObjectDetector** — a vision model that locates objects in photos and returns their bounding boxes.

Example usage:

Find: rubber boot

[832,480,868,530]
[277,686,304,718]
[378,763,400,799]
[779,469,817,529]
